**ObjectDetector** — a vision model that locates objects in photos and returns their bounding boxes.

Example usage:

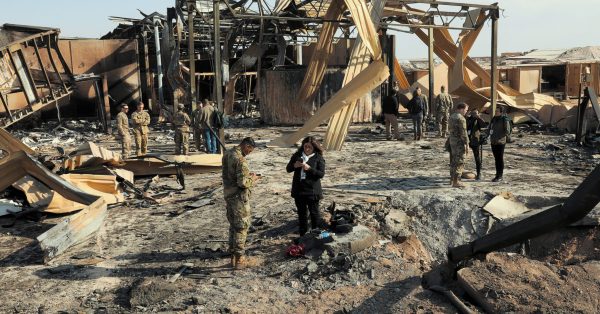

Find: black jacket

[286,152,325,199]
[466,115,486,147]
[381,95,399,115]
[408,95,427,115]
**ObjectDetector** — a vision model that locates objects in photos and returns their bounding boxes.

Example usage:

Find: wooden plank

[0,127,35,154]
[295,0,346,106]
[323,0,387,151]
[588,86,600,121]
[36,197,107,262]
[0,151,99,205]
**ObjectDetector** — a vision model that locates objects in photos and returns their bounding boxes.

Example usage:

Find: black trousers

[470,144,482,175]
[491,144,505,177]
[294,197,321,236]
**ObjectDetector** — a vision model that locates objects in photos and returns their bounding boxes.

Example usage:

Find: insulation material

[393,57,411,90]
[323,0,387,151]
[64,142,124,170]
[271,60,389,147]
[13,175,53,208]
[295,0,346,106]
[14,174,124,214]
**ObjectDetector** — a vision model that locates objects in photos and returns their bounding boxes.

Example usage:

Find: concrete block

[324,224,376,255]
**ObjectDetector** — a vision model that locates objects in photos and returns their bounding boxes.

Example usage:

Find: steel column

[214,0,223,112]
[153,17,165,111]
[188,0,197,110]
[490,7,499,120]
[427,20,435,119]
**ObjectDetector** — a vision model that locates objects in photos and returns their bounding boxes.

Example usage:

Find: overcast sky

[1,0,597,59]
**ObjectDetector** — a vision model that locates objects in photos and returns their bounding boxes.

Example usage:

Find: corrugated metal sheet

[259,67,374,125]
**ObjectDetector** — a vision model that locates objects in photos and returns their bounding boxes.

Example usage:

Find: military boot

[234,255,260,270]
[452,176,465,188]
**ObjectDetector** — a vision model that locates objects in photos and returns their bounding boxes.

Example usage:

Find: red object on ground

[286,244,306,257]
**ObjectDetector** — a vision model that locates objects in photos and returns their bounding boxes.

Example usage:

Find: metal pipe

[448,163,600,262]
[188,0,197,110]
[393,0,499,10]
[384,23,476,31]
[489,8,498,120]
[214,0,223,112]
[153,17,165,110]
[427,18,434,120]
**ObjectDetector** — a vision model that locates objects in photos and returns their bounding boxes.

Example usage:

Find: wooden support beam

[323,0,388,151]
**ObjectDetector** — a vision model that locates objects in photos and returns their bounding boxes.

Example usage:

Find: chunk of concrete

[384,210,410,238]
[324,224,376,255]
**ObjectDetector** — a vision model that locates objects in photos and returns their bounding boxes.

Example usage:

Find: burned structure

[0,24,74,128]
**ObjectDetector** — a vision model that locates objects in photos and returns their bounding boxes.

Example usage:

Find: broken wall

[19,38,142,117]
[260,67,375,125]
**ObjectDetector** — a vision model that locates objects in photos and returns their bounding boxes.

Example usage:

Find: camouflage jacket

[435,92,453,115]
[173,111,191,132]
[116,112,129,135]
[448,112,468,145]
[131,111,150,134]
[222,146,254,198]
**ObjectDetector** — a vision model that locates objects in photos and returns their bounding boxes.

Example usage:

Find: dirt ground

[0,118,598,313]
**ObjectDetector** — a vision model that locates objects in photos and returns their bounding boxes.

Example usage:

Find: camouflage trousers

[134,129,148,156]
[437,112,449,136]
[225,191,251,257]
[119,132,131,158]
[174,129,189,155]
[449,140,466,178]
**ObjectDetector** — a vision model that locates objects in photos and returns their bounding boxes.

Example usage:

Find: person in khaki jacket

[191,100,207,152]
[116,104,131,158]
[447,103,469,188]
[131,102,150,156]
[173,103,191,155]
[435,85,454,138]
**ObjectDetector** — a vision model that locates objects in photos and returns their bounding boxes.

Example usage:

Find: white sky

[0,0,598,59]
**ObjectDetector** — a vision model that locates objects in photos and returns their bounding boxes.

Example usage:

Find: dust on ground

[0,118,598,313]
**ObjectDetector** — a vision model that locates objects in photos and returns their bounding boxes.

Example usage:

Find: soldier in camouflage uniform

[448,103,469,188]
[191,100,206,152]
[116,104,131,158]
[435,85,453,137]
[131,102,151,156]
[173,104,191,155]
[222,137,259,269]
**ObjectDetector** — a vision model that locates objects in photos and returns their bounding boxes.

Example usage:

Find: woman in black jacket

[286,136,326,236]
[489,107,512,182]
[466,109,486,180]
